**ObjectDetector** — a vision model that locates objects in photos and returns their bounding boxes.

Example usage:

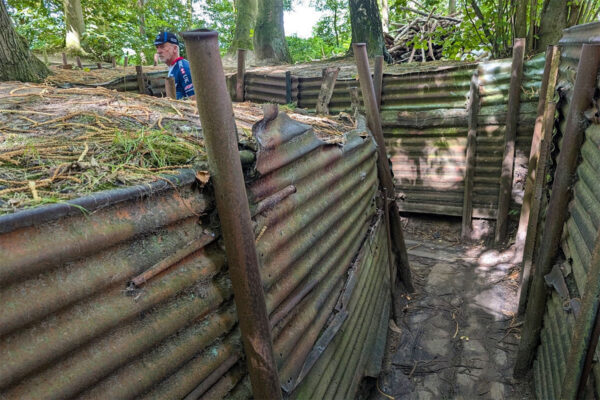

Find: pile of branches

[385,7,461,64]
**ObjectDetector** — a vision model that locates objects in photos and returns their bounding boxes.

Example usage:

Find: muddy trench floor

[369,215,534,400]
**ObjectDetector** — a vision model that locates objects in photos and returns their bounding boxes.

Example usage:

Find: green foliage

[6,1,63,50]
[197,0,235,52]
[286,35,347,62]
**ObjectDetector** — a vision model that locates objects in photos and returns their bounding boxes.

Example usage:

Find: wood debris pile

[385,7,461,64]
[0,83,351,214]
[45,65,169,86]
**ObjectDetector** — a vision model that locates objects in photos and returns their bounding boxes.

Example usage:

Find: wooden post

[75,56,82,68]
[124,55,128,68]
[62,52,67,67]
[516,46,561,314]
[514,44,600,376]
[495,38,526,244]
[136,65,145,94]
[349,87,361,119]
[236,49,246,102]
[96,62,102,69]
[165,76,176,99]
[316,67,340,115]
[42,50,48,65]
[461,70,480,239]
[285,71,292,104]
[111,56,116,68]
[373,55,384,110]
[354,43,414,292]
[560,231,600,399]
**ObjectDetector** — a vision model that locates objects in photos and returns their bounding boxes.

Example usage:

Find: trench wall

[0,112,391,399]
[242,56,545,220]
[530,21,600,399]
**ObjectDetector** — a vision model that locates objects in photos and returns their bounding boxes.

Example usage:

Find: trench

[367,215,534,400]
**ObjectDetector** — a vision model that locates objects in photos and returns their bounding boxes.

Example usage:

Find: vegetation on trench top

[0,82,353,215]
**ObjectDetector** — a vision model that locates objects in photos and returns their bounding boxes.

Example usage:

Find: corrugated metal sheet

[0,109,391,399]
[531,22,600,399]
[244,73,299,104]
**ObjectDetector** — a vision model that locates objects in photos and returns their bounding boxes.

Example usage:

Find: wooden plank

[461,70,480,239]
[516,45,561,314]
[495,38,526,244]
[373,55,384,110]
[165,76,176,99]
[315,67,340,115]
[136,65,144,94]
[236,48,246,102]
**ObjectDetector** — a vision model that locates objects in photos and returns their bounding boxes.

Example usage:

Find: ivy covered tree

[254,0,291,63]
[228,0,257,53]
[349,0,388,58]
[0,0,49,82]
[63,0,85,54]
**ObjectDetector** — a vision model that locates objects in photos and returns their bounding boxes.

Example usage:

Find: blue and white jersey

[168,57,195,99]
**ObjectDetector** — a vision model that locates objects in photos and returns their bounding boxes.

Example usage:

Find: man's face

[155,42,178,64]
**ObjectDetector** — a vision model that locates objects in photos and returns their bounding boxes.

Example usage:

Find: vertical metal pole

[353,43,414,293]
[181,29,282,400]
[495,38,526,244]
[560,231,600,399]
[285,71,292,104]
[373,55,384,111]
[461,69,480,239]
[165,77,176,99]
[514,44,600,376]
[236,48,246,102]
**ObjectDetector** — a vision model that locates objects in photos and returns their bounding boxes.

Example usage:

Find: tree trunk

[0,0,49,82]
[537,0,568,50]
[228,0,257,53]
[449,0,456,14]
[349,0,387,58]
[514,0,528,39]
[63,0,85,54]
[254,0,291,63]
[381,0,389,33]
[138,0,145,37]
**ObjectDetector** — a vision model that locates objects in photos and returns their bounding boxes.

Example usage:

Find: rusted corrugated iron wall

[0,111,390,399]
[244,72,299,104]
[530,22,600,399]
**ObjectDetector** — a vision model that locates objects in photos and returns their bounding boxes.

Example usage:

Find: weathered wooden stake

[96,62,102,69]
[111,56,116,68]
[514,43,600,376]
[136,65,145,94]
[316,67,340,115]
[461,69,480,239]
[124,55,128,68]
[62,52,67,67]
[42,50,48,65]
[75,56,82,68]
[560,231,600,399]
[285,71,292,104]
[373,55,384,110]
[236,49,246,102]
[516,45,561,314]
[165,76,176,99]
[349,87,361,119]
[495,38,526,244]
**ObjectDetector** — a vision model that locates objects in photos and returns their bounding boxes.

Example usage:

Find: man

[154,31,195,100]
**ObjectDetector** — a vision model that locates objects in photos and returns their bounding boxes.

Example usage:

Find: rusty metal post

[236,49,246,102]
[514,44,600,376]
[373,55,384,111]
[181,29,282,400]
[495,38,525,244]
[353,43,414,293]
[561,230,600,399]
[165,77,176,99]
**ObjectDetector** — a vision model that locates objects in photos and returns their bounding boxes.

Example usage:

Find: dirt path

[373,233,534,400]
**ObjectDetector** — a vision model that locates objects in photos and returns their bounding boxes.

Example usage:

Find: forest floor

[370,215,534,400]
